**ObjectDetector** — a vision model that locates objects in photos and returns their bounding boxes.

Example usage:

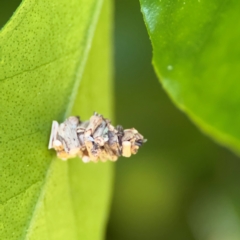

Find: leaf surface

[140,0,240,153]
[0,0,113,239]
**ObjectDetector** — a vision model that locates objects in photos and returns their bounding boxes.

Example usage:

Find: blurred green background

[106,0,240,240]
[1,1,240,240]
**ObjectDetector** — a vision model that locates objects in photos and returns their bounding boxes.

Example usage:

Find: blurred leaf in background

[140,0,240,154]
[107,0,240,240]
[0,0,21,29]
[0,0,113,239]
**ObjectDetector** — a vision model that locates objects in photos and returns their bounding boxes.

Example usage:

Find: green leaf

[140,0,240,153]
[0,0,113,239]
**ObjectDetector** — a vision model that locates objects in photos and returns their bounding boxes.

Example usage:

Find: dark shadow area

[0,0,22,30]
[106,0,240,240]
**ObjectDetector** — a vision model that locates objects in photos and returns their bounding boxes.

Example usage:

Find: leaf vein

[0,50,78,83]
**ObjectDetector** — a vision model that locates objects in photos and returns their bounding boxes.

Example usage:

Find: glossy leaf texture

[140,0,240,153]
[0,0,113,239]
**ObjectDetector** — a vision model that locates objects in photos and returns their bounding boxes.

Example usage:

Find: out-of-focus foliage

[0,0,113,239]
[140,0,240,154]
[0,0,21,29]
[107,0,240,240]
